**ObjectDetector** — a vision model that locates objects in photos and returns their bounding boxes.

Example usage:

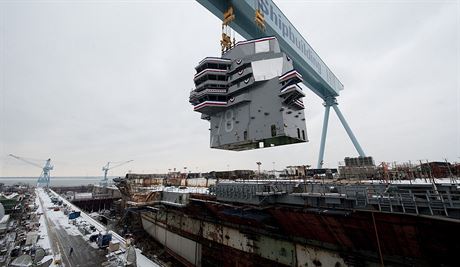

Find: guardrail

[344,187,460,218]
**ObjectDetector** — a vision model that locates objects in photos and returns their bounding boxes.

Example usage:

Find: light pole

[256,162,262,185]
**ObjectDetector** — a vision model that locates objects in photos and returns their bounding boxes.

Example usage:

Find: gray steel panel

[191,37,307,151]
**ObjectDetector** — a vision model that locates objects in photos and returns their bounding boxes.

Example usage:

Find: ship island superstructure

[190,37,307,151]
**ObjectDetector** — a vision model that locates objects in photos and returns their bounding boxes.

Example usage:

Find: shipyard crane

[197,0,366,168]
[100,160,133,187]
[9,154,53,187]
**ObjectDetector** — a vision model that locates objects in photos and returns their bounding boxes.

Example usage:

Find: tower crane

[9,154,53,187]
[197,0,367,168]
[100,160,133,187]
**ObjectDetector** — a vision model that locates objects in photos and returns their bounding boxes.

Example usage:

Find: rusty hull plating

[132,179,460,267]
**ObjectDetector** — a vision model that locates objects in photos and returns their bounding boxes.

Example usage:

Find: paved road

[38,192,106,267]
[49,219,106,267]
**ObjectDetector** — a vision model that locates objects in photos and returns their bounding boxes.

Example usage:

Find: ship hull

[140,196,459,266]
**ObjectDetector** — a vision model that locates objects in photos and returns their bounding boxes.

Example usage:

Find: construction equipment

[100,160,133,187]
[8,154,53,187]
[221,6,235,52]
[97,233,112,248]
[196,0,366,167]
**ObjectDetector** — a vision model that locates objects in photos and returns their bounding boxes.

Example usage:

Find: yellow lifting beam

[221,6,235,52]
[222,6,235,26]
[255,8,265,31]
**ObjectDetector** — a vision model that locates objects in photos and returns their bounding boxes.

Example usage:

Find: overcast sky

[0,0,458,177]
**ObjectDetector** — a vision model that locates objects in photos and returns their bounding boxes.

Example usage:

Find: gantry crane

[197,0,366,168]
[9,154,53,187]
[100,160,133,187]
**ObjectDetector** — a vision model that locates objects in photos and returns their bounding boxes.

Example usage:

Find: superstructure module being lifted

[191,0,366,166]
[190,37,308,151]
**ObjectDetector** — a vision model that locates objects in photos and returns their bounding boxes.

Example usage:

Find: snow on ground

[44,189,160,267]
[35,190,57,267]
[139,185,210,194]
[163,186,209,194]
[48,190,113,235]
[37,189,82,237]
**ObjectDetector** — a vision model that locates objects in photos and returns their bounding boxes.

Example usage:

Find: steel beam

[317,105,330,169]
[195,0,343,99]
[332,104,366,157]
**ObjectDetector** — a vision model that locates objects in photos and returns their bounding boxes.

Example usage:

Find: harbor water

[0,176,113,186]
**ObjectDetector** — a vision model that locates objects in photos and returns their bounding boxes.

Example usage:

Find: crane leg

[332,104,366,157]
[317,104,331,169]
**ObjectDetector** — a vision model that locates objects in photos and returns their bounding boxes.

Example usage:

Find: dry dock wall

[142,217,202,266]
[141,211,346,267]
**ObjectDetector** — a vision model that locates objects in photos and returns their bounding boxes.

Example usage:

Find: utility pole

[419,160,427,183]
[425,160,439,197]
[256,162,262,186]
[444,158,456,184]
[425,160,433,179]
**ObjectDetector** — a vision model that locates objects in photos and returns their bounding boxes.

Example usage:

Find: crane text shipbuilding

[258,0,342,94]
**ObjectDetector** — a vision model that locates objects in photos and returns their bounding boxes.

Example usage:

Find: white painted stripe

[194,101,227,110]
[279,70,303,80]
[198,57,231,65]
[294,99,305,108]
[280,85,297,93]
[194,104,226,110]
[194,68,227,79]
[279,74,303,83]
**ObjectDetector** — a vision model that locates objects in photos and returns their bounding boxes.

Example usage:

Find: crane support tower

[100,160,133,187]
[9,154,53,187]
[196,0,366,167]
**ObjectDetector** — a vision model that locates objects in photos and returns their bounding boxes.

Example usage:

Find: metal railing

[345,187,460,218]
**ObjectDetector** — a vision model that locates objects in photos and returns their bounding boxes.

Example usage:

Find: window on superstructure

[297,128,300,139]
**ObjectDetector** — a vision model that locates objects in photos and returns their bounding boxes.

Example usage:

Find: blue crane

[9,154,53,187]
[100,160,133,187]
[197,0,366,168]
